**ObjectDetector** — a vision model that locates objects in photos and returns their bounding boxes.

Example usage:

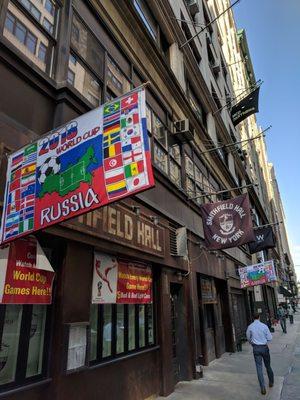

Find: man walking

[246,313,274,395]
[287,303,294,324]
[277,305,287,333]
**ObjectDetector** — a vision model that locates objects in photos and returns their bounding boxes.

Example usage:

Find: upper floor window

[147,106,182,187]
[187,84,207,127]
[3,1,59,76]
[107,56,131,98]
[133,0,157,40]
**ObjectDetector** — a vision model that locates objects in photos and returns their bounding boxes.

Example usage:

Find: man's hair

[253,312,260,320]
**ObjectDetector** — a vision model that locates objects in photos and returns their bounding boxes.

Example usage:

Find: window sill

[0,378,52,398]
[89,345,160,370]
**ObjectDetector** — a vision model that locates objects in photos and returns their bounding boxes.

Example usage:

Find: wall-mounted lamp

[150,216,159,225]
[175,271,183,282]
[132,206,141,217]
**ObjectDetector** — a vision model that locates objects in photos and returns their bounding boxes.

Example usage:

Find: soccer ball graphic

[37,157,61,184]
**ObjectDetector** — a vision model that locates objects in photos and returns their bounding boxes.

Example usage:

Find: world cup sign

[0,88,154,244]
[238,260,277,288]
[200,193,255,250]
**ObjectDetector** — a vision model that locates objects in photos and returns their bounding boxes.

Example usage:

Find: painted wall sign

[64,203,165,257]
[92,252,152,304]
[0,236,55,304]
[238,260,277,289]
[1,88,154,243]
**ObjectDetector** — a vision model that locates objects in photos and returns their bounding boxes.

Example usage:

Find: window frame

[0,304,52,392]
[89,301,156,366]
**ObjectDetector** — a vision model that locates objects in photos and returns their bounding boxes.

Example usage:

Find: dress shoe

[261,388,266,395]
[269,382,274,388]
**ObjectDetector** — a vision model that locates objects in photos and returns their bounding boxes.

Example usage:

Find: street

[158,313,300,400]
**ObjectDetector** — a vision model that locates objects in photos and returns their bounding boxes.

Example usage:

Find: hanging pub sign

[238,260,277,288]
[0,236,55,304]
[248,226,276,254]
[0,87,154,244]
[231,87,260,126]
[92,252,152,304]
[200,193,255,250]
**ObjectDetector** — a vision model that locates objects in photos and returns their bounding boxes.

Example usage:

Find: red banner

[0,237,55,304]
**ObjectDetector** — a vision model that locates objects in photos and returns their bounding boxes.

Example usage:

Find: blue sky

[234,0,300,279]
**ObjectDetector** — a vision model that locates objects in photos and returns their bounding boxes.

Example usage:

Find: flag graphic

[21,173,36,186]
[104,154,123,171]
[231,87,260,126]
[103,143,122,159]
[125,161,144,178]
[21,163,36,176]
[11,153,23,169]
[1,87,154,244]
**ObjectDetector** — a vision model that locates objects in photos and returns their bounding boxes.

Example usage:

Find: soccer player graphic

[95,258,117,296]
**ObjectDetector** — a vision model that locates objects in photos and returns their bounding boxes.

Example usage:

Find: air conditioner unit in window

[186,0,200,16]
[173,119,194,142]
[212,64,221,75]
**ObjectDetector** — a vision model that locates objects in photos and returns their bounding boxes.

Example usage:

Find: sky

[233,0,300,280]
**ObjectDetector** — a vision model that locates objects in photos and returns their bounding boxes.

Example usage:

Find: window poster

[0,305,23,385]
[92,252,152,304]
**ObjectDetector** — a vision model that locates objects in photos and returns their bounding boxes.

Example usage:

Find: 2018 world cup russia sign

[1,88,154,243]
[200,193,255,250]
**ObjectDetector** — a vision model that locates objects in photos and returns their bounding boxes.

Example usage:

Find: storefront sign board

[1,88,154,244]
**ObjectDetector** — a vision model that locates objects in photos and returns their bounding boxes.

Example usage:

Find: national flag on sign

[106,180,127,195]
[104,154,123,171]
[19,218,34,233]
[21,172,35,186]
[103,122,120,136]
[10,168,21,182]
[120,112,139,129]
[11,153,23,169]
[20,206,34,220]
[125,161,144,178]
[21,183,35,198]
[24,143,37,156]
[104,101,120,117]
[121,93,138,109]
[8,189,21,204]
[103,113,120,127]
[126,173,148,191]
[120,126,140,141]
[21,194,35,209]
[103,142,122,159]
[123,149,143,165]
[21,163,36,176]
[105,167,125,185]
[6,212,20,227]
[103,132,121,147]
[10,176,21,191]
[23,152,37,165]
[5,224,19,239]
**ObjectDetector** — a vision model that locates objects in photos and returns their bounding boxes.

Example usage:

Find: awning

[279,285,293,298]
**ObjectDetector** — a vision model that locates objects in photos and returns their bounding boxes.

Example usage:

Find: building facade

[0,0,290,399]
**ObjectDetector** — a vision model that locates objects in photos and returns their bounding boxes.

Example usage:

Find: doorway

[170,283,189,384]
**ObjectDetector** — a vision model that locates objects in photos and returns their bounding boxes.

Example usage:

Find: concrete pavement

[158,312,300,400]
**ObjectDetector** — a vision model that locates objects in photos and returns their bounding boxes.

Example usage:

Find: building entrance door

[170,283,188,385]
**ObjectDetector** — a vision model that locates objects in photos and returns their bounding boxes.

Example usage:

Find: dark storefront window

[89,303,155,364]
[0,304,51,390]
[3,1,59,75]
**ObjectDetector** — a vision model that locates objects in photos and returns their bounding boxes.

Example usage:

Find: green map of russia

[39,147,97,198]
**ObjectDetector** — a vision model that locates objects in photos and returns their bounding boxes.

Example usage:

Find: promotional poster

[0,236,55,304]
[92,252,152,304]
[1,88,154,243]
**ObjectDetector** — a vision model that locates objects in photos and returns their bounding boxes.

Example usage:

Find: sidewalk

[158,313,300,400]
